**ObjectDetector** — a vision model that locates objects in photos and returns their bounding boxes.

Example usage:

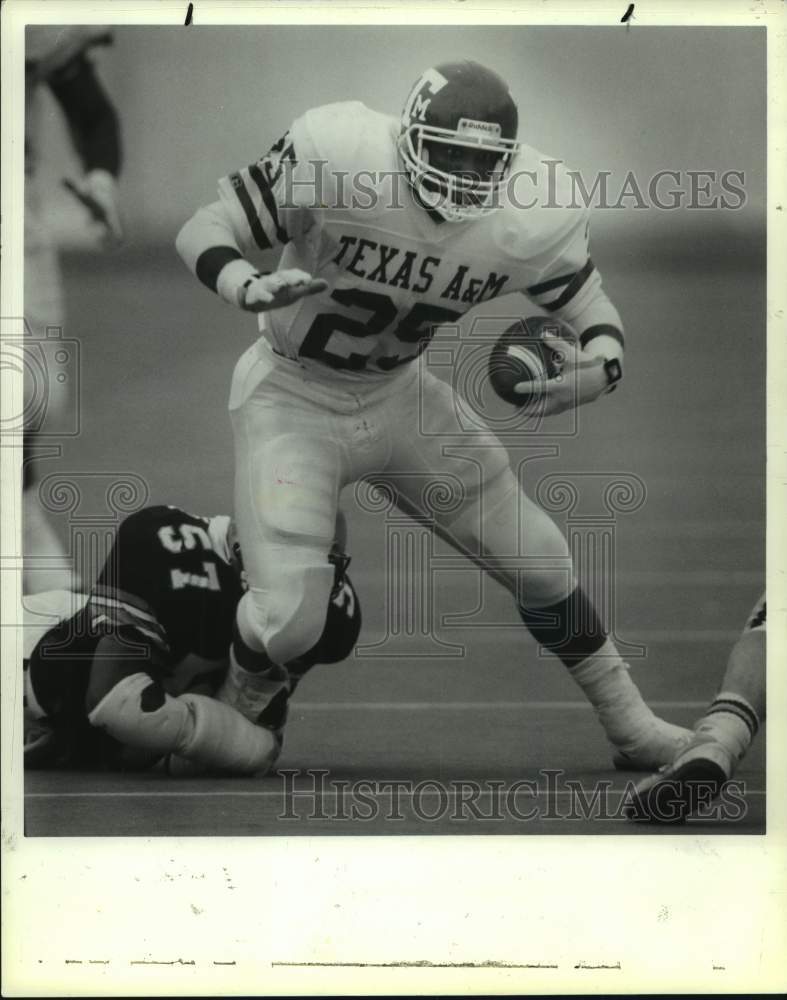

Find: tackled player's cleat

[624,733,737,823]
[610,717,693,772]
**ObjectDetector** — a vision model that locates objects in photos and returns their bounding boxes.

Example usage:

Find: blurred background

[37,26,765,246]
[27,24,766,721]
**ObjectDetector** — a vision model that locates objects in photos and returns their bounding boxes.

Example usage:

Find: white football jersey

[218,101,597,383]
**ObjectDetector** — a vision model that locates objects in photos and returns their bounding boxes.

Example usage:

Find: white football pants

[229,339,574,665]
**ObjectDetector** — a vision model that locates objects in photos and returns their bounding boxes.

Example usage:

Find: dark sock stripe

[707,697,759,737]
[519,586,606,666]
[711,696,760,730]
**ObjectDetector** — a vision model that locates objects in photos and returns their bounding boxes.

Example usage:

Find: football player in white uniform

[176,60,690,769]
[627,593,766,821]
[24,27,124,593]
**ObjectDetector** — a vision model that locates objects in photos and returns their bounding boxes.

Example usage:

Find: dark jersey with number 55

[23,505,243,766]
[96,504,242,664]
[24,505,360,768]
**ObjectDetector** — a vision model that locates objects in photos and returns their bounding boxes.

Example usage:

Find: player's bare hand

[240,269,329,313]
[515,335,610,416]
[63,169,124,248]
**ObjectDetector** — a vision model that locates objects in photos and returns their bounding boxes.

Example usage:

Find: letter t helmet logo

[404,67,449,123]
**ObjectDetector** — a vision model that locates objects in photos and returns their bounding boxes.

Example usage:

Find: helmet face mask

[399,61,521,222]
[399,123,519,220]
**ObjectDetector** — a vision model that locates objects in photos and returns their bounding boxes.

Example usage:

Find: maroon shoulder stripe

[229,171,271,250]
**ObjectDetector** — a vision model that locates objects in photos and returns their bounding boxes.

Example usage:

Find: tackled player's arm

[175,130,327,313]
[83,616,278,777]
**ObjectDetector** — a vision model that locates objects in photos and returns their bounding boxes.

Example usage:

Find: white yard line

[352,629,743,642]
[291,701,708,711]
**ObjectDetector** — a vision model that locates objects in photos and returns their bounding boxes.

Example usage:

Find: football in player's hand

[488,316,577,405]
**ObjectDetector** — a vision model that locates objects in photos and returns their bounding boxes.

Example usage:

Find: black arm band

[195,246,244,293]
[544,258,595,311]
[48,54,122,176]
[579,323,625,351]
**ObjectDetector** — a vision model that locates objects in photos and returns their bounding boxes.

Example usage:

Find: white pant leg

[383,367,574,608]
[229,346,351,664]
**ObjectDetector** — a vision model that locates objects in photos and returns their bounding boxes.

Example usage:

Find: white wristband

[216,259,260,308]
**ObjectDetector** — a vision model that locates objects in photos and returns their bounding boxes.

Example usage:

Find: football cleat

[610,717,693,772]
[398,60,520,222]
[624,733,737,823]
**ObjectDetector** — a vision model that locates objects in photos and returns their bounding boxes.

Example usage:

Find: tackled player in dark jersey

[23,505,360,774]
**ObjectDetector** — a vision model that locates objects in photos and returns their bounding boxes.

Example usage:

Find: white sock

[567,639,654,744]
[696,691,759,762]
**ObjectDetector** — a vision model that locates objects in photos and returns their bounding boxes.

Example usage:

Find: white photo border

[2,1,785,995]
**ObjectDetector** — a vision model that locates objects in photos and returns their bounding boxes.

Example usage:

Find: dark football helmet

[399,60,520,222]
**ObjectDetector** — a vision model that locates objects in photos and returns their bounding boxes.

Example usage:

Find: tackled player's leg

[626,593,765,823]
[23,590,279,776]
